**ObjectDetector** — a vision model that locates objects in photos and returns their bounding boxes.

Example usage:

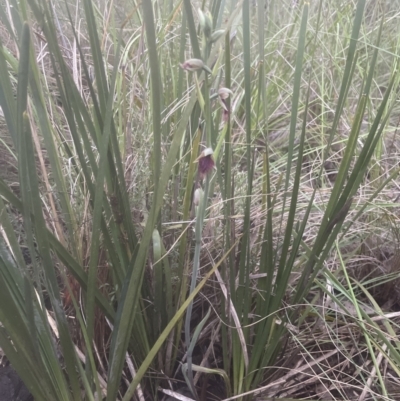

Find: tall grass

[1,0,400,400]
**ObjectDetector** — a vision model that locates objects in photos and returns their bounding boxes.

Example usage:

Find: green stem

[184,174,211,398]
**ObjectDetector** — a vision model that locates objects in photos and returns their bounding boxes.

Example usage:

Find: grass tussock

[1,0,400,400]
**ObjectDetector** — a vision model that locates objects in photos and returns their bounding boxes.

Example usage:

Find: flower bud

[218,87,233,102]
[198,9,206,31]
[180,58,204,72]
[210,29,225,43]
[193,188,203,207]
[218,88,233,122]
[198,9,212,38]
[180,58,212,74]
